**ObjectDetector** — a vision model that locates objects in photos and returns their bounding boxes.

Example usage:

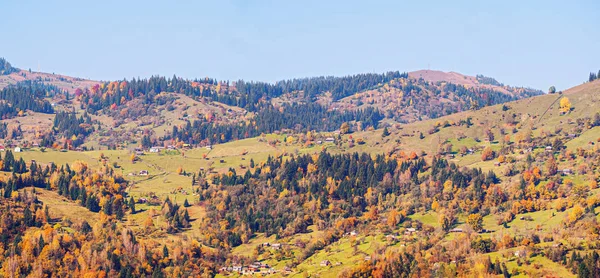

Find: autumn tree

[467,213,483,232]
[560,97,571,113]
[481,147,494,161]
[340,122,350,134]
[546,157,558,176]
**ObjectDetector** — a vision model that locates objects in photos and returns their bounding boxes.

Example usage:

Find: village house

[325,137,335,143]
[139,170,149,176]
[561,169,572,175]
[149,146,164,153]
[385,234,398,241]
[271,243,281,250]
[320,260,331,267]
[14,147,21,152]
[404,228,417,235]
[545,146,553,152]
[231,265,243,272]
[514,249,527,258]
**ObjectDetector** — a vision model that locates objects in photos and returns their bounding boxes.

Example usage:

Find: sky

[2,0,599,91]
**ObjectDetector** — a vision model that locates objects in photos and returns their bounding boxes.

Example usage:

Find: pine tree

[129,197,136,213]
[382,127,390,137]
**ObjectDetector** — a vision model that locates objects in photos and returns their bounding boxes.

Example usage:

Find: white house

[14,147,22,153]
[149,146,164,153]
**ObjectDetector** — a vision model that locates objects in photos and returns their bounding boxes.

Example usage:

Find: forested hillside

[3,57,598,277]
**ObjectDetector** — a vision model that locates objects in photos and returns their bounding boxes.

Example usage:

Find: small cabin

[139,170,149,176]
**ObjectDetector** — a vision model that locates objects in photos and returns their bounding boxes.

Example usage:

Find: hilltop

[0,62,100,93]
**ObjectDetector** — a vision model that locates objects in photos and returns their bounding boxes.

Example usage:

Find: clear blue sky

[2,0,598,90]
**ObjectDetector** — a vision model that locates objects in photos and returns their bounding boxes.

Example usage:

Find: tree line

[0,82,54,119]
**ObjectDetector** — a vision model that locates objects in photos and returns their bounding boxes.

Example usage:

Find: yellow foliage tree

[431,200,440,211]
[560,97,571,113]
[466,213,483,232]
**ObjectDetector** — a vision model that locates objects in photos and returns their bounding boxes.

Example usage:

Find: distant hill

[319,70,543,123]
[0,57,544,150]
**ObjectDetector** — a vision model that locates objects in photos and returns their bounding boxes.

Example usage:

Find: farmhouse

[14,147,21,152]
[139,170,149,176]
[325,137,335,143]
[545,146,553,152]
[561,169,572,175]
